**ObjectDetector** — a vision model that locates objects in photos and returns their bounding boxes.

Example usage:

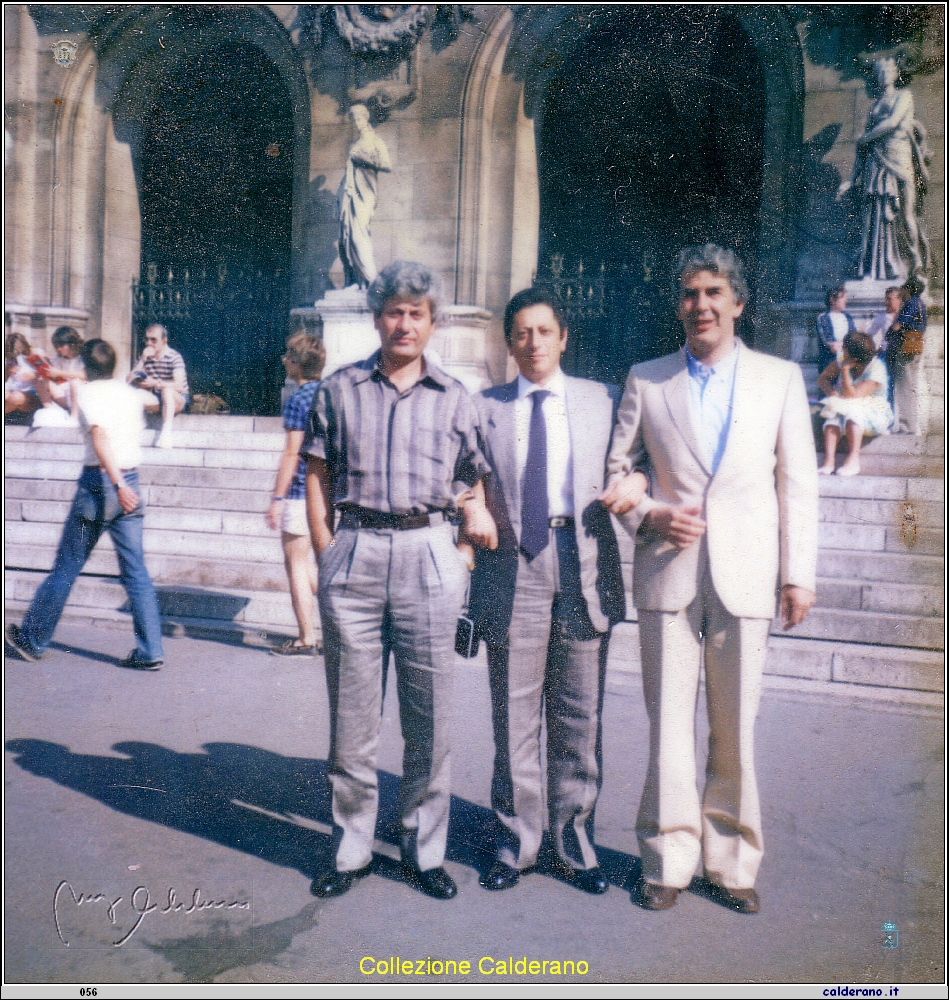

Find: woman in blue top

[266,333,326,655]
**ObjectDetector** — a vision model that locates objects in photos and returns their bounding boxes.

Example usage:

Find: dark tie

[521,389,550,560]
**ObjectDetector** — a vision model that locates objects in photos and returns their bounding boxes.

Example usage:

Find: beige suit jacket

[606,342,818,620]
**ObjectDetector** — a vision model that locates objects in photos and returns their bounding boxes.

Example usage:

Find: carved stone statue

[337,103,392,289]
[837,56,931,281]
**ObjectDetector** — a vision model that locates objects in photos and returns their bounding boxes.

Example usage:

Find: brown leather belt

[338,505,447,531]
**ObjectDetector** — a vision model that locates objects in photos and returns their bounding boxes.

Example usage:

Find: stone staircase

[5,413,945,693]
[5,415,298,645]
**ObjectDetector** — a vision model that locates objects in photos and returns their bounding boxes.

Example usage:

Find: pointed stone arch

[454,5,805,369]
[43,5,311,378]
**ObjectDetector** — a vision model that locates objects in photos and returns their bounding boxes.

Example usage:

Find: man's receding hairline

[679,267,745,301]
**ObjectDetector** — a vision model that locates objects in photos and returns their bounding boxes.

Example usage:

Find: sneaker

[5,623,42,662]
[120,651,163,671]
[155,430,173,449]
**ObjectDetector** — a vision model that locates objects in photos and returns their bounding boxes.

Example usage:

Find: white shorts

[281,497,309,537]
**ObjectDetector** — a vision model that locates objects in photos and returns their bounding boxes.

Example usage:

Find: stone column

[430,304,493,392]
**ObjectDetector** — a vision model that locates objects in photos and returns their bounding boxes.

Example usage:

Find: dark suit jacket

[469,375,626,644]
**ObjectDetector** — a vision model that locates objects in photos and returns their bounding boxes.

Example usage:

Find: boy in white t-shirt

[6,339,165,669]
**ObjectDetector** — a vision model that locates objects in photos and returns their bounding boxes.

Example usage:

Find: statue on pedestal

[337,104,391,289]
[837,56,931,282]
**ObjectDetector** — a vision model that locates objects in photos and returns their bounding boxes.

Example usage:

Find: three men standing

[467,287,628,894]
[305,246,817,913]
[603,244,818,913]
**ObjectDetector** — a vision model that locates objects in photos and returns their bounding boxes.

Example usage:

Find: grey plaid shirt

[304,352,491,514]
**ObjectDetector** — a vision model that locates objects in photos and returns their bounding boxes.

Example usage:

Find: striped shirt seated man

[304,260,497,902]
[127,323,190,449]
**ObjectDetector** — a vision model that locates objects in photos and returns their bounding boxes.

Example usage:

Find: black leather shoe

[571,866,609,894]
[550,860,609,894]
[403,863,457,900]
[480,861,520,891]
[310,864,371,899]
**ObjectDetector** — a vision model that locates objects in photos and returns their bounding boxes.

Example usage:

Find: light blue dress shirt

[685,342,740,475]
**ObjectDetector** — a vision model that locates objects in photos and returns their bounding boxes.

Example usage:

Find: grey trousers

[487,527,609,871]
[318,523,469,873]
[637,566,770,890]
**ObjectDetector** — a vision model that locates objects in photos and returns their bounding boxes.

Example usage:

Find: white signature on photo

[53,880,250,947]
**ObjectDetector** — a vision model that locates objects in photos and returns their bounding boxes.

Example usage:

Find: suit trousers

[636,558,770,890]
[318,523,468,873]
[487,526,608,871]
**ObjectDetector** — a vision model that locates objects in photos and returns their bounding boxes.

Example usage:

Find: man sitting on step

[6,339,165,671]
[128,323,190,449]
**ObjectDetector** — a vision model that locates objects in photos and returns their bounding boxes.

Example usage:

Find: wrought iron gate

[131,262,290,415]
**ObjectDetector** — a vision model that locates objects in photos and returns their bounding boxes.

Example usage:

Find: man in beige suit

[602,244,818,913]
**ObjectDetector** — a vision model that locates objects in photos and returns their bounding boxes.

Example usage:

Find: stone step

[817,549,943,586]
[779,606,943,651]
[5,545,289,592]
[5,481,269,514]
[5,458,275,492]
[855,434,943,457]
[5,423,287,450]
[5,441,282,472]
[819,496,943,529]
[819,474,942,501]
[6,503,278,538]
[606,624,943,692]
[818,521,943,555]
[816,577,943,618]
[5,569,303,632]
[816,452,944,478]
[6,520,286,565]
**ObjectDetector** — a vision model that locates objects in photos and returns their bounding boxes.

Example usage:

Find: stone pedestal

[843,278,893,327]
[304,287,379,379]
[293,293,494,391]
[431,305,493,393]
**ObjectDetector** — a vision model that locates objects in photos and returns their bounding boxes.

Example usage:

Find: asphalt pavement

[4,621,944,985]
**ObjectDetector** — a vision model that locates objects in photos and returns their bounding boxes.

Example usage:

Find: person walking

[6,339,165,670]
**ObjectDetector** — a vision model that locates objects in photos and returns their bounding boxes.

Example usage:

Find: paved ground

[4,621,944,986]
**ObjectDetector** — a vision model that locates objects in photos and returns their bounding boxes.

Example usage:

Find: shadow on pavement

[5,739,640,891]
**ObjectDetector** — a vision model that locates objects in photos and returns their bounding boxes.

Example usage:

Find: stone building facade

[5,4,944,415]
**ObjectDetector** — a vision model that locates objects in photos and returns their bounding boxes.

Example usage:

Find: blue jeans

[19,466,164,661]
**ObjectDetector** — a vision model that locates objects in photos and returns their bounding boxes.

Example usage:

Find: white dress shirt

[515,369,574,517]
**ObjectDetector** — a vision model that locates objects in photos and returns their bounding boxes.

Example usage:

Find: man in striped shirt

[305,260,497,901]
[127,323,190,449]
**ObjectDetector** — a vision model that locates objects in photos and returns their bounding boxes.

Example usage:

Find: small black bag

[455,575,480,658]
[455,614,479,658]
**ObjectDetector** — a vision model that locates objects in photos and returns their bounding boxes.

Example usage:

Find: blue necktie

[521,390,550,560]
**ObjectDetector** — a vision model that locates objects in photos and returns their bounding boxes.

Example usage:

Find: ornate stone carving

[333,5,433,55]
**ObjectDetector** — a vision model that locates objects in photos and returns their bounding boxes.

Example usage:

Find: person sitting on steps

[127,323,190,449]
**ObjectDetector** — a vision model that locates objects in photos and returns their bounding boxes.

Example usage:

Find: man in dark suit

[465,286,644,894]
